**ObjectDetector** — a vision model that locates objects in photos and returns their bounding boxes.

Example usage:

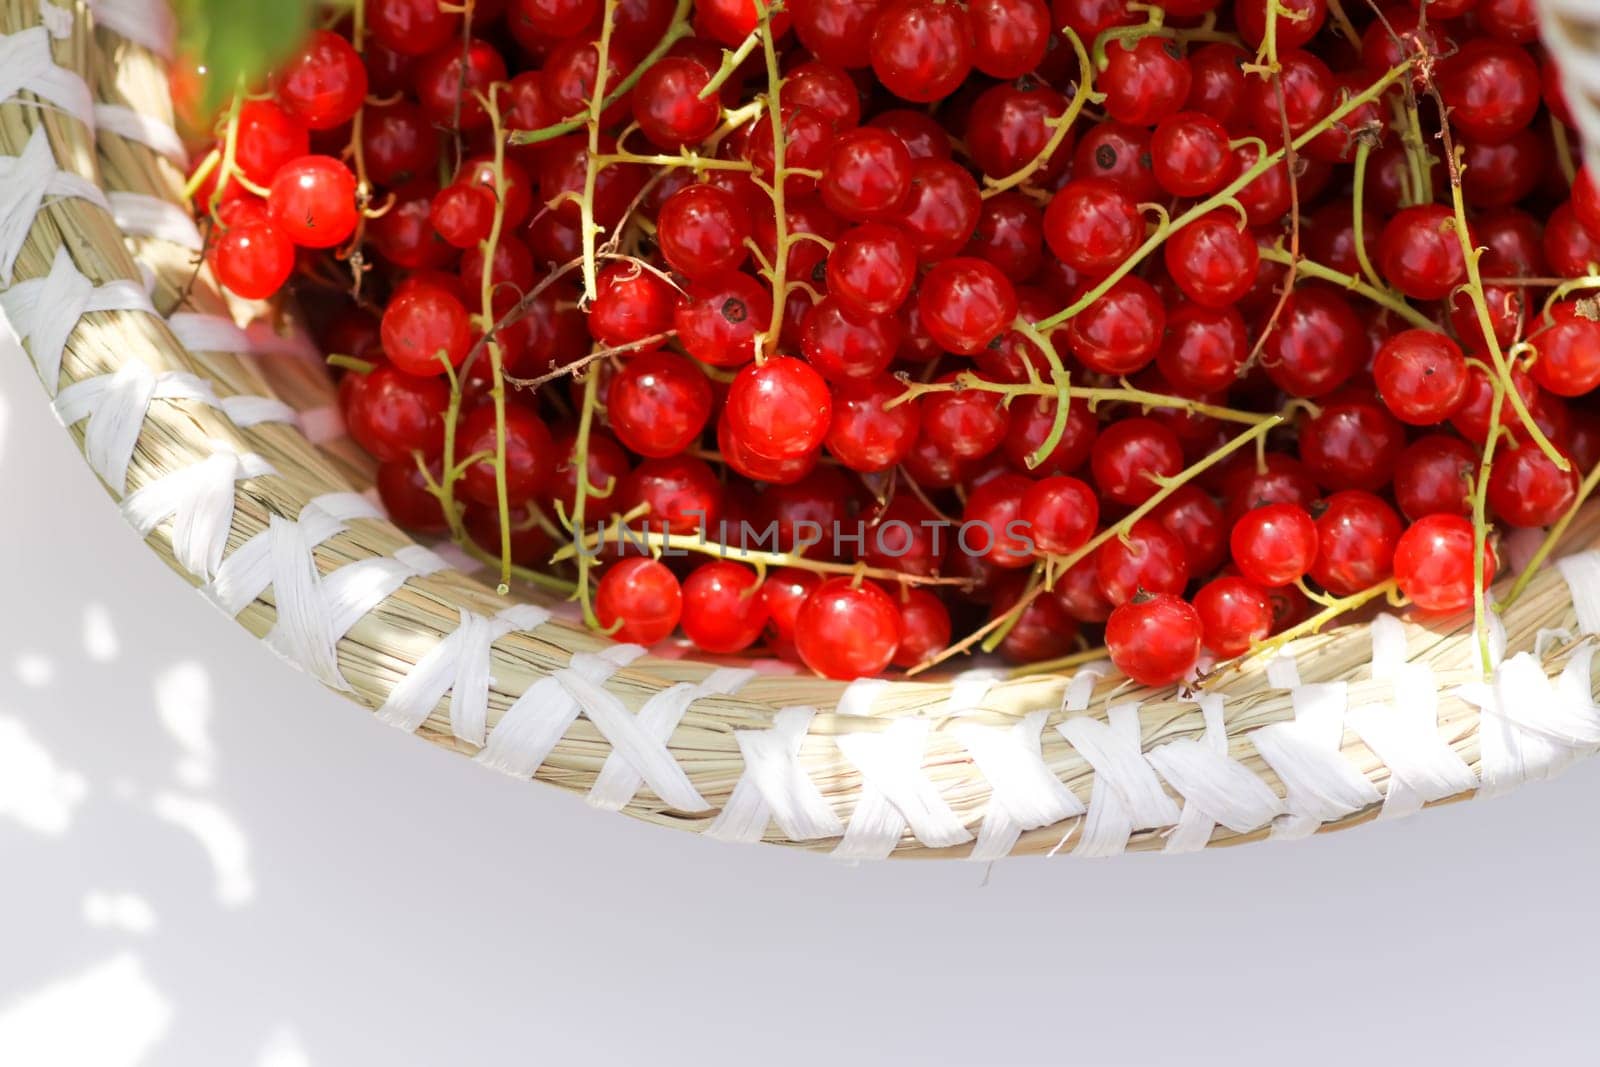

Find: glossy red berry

[209,219,294,300]
[827,222,918,318]
[1259,286,1365,398]
[820,127,914,221]
[892,589,953,669]
[1488,443,1580,528]
[596,558,683,646]
[1157,301,1248,392]
[1096,519,1190,605]
[1394,515,1494,614]
[590,262,678,349]
[414,39,509,130]
[1150,111,1230,197]
[1530,305,1600,397]
[276,29,368,130]
[381,285,472,376]
[1378,205,1466,301]
[917,257,1019,355]
[633,55,721,150]
[657,183,752,281]
[457,403,556,507]
[791,0,889,68]
[343,363,448,462]
[794,578,903,679]
[826,375,920,471]
[1311,491,1403,596]
[1299,394,1405,493]
[1101,36,1192,127]
[921,373,1011,461]
[674,272,772,368]
[429,183,496,249]
[268,155,358,249]
[607,351,713,459]
[232,100,309,187]
[1091,417,1183,507]
[681,562,770,654]
[1066,275,1166,376]
[895,158,983,261]
[377,458,448,533]
[1236,0,1325,50]
[1163,213,1259,309]
[1230,503,1318,588]
[1194,576,1272,657]
[367,0,462,57]
[870,0,974,103]
[1021,476,1098,555]
[725,357,833,460]
[515,0,601,39]
[1373,330,1468,425]
[1105,593,1202,686]
[1437,39,1541,144]
[1043,178,1143,278]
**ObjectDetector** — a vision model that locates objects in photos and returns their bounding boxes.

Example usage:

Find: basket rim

[5,0,1600,859]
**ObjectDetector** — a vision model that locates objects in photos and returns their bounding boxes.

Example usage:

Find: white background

[3,346,1600,1067]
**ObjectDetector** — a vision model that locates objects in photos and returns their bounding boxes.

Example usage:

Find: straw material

[6,0,1600,858]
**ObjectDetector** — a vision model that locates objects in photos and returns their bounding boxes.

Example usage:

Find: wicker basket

[7,0,1600,860]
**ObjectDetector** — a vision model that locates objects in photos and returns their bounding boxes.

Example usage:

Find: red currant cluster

[186,0,1600,685]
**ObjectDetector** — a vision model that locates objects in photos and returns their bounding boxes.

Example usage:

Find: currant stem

[1257,245,1435,329]
[981,28,1093,199]
[510,0,696,147]
[1032,60,1413,333]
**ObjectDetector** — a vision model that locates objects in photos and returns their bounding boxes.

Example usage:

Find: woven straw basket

[10,0,1600,860]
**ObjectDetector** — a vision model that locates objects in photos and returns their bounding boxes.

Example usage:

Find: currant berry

[377,458,448,533]
[674,272,772,367]
[1529,304,1600,397]
[414,39,510,130]
[633,55,721,150]
[589,262,678,349]
[1157,301,1248,392]
[1150,111,1231,197]
[1298,394,1405,493]
[1106,593,1203,686]
[725,356,832,461]
[596,557,683,646]
[367,0,462,57]
[657,183,752,281]
[232,100,309,187]
[1100,36,1192,127]
[457,403,556,507]
[895,158,983,261]
[870,0,975,103]
[1259,286,1364,398]
[1090,417,1183,507]
[276,29,368,130]
[965,81,1073,184]
[1487,443,1580,529]
[797,297,896,382]
[1065,275,1165,376]
[1042,178,1143,278]
[1393,514,1494,614]
[380,284,472,376]
[819,127,914,221]
[1230,503,1318,590]
[1378,205,1466,302]
[1096,519,1190,605]
[794,578,903,679]
[921,373,1010,461]
[1020,476,1098,555]
[1310,491,1403,596]
[1373,330,1468,425]
[968,191,1044,282]
[1163,212,1260,309]
[607,350,713,459]
[1437,39,1541,144]
[209,219,294,300]
[1193,576,1272,658]
[267,155,358,249]
[343,362,448,462]
[892,589,952,669]
[826,375,921,472]
[917,257,1019,356]
[429,183,496,249]
[791,0,889,68]
[827,222,918,317]
[620,455,724,535]
[681,562,769,655]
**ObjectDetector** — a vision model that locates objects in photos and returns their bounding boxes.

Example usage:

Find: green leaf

[172,0,317,113]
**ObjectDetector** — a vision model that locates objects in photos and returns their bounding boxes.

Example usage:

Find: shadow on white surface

[4,352,1600,1066]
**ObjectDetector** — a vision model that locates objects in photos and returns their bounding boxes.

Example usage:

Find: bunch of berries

[186,0,1600,684]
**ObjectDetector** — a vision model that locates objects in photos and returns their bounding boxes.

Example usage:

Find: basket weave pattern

[7,0,1600,858]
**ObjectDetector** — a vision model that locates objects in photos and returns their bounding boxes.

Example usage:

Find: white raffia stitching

[475,642,647,772]
[88,0,176,59]
[0,26,96,129]
[587,667,755,812]
[953,673,1086,862]
[378,603,555,743]
[167,312,254,354]
[2,245,155,393]
[1059,704,1181,857]
[53,360,210,492]
[1149,693,1285,853]
[93,103,188,167]
[706,705,844,844]
[0,129,112,285]
[109,191,202,250]
[1347,615,1476,819]
[120,448,275,580]
[1251,676,1382,841]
